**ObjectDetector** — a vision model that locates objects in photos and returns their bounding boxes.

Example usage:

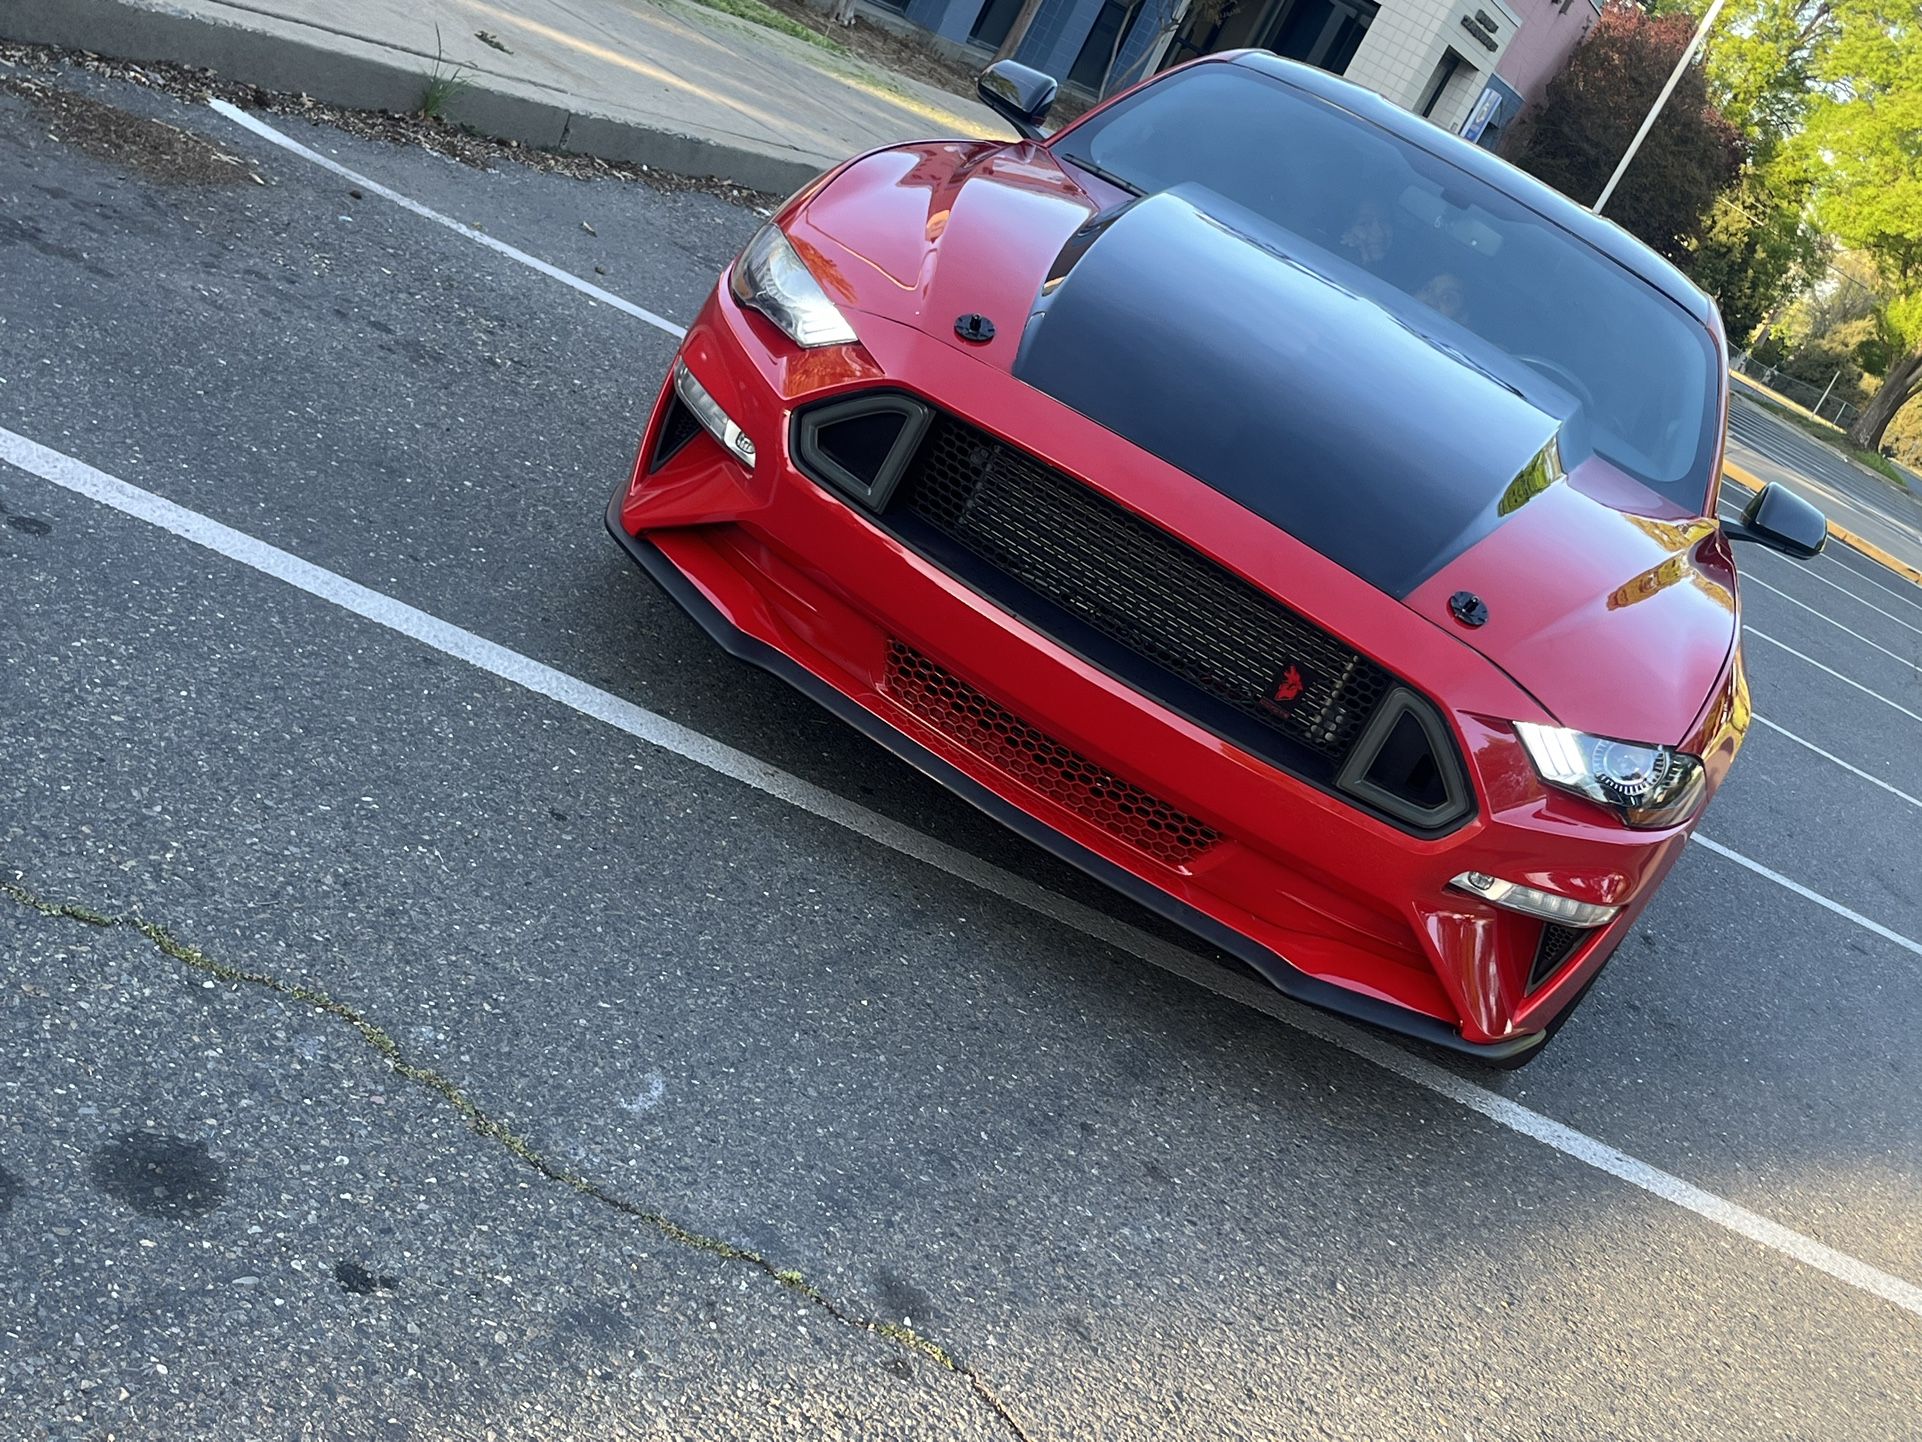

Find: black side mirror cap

[977,60,1057,141]
[1724,481,1827,559]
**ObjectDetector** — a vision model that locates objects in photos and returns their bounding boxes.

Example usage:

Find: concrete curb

[0,0,827,194]
[1723,460,1922,589]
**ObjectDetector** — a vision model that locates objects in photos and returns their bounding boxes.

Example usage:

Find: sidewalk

[1,0,1012,192]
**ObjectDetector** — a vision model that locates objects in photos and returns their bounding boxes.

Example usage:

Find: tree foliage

[1797,0,1922,447]
[1657,0,1842,146]
[1684,169,1823,339]
[1503,3,1743,265]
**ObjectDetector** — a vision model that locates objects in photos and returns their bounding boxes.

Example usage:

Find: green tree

[1650,0,1839,341]
[1686,170,1822,340]
[1658,0,1842,143]
[1799,0,1922,449]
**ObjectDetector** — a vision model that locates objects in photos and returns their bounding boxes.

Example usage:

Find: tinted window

[1052,65,1721,505]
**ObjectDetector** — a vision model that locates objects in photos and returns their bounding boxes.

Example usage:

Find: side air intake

[792,392,933,508]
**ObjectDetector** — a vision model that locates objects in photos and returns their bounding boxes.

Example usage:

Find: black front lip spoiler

[604,489,1550,1066]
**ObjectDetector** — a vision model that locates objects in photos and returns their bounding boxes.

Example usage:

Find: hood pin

[1449,591,1489,628]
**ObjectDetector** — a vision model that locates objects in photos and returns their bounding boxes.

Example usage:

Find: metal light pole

[1592,0,1728,216]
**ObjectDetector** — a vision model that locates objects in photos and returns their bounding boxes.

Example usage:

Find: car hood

[794,142,1736,743]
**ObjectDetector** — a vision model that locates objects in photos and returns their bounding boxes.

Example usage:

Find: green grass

[420,25,475,118]
[680,0,848,53]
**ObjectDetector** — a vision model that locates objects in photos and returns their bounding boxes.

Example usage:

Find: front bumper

[605,287,1692,1063]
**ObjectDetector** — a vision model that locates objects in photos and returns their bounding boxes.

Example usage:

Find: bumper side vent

[1530,922,1591,992]
[1334,689,1472,831]
[650,393,703,471]
[793,392,933,508]
[881,640,1219,867]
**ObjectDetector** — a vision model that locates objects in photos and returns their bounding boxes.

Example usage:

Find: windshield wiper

[1061,154,1144,197]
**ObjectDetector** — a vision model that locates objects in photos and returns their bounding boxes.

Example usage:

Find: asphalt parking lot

[2,63,1919,1441]
[1726,390,1922,573]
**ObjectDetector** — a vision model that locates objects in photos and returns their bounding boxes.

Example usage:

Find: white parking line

[1810,549,1922,616]
[5,422,1921,1322]
[208,100,688,340]
[1691,835,1922,959]
[1751,715,1922,811]
[1746,628,1922,725]
[1761,550,1922,640]
[1742,573,1922,675]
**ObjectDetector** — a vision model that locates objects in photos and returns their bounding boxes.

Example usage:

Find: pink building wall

[1495,0,1600,108]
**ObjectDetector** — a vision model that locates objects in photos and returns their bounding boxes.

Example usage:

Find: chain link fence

[1729,350,1860,429]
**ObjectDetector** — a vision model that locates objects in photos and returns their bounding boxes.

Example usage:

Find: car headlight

[728,223,857,348]
[1514,721,1706,829]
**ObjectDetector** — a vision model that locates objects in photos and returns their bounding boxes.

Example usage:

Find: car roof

[1222,52,1717,328]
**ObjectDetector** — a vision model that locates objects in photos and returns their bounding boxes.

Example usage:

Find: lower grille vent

[790,397,1475,835]
[881,641,1219,866]
[650,394,702,470]
[1530,923,1590,991]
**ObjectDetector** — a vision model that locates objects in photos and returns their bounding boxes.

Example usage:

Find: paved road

[3,61,1920,1441]
[1725,388,1922,575]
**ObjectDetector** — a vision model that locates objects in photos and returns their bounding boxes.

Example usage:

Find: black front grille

[883,641,1219,866]
[1530,923,1589,991]
[898,415,1392,763]
[792,400,1473,832]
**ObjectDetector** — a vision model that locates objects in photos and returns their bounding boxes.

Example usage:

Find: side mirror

[1724,481,1827,559]
[977,60,1057,141]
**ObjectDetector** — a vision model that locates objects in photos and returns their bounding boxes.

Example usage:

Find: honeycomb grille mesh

[898,415,1394,761]
[882,641,1219,866]
[1530,923,1590,991]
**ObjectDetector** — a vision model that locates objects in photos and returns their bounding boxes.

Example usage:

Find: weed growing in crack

[1,875,1034,1441]
[419,26,474,120]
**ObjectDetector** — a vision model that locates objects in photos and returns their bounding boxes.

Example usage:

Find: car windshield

[1051,65,1721,507]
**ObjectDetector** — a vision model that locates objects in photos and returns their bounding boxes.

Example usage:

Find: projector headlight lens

[1514,721,1705,829]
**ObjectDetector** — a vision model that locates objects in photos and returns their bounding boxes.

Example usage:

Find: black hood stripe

[1013,191,1561,598]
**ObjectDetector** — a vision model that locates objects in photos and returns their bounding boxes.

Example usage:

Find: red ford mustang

[607,52,1828,1062]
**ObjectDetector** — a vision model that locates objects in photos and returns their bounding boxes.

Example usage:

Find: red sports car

[606,52,1828,1062]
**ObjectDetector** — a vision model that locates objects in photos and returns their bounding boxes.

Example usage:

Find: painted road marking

[1747,628,1922,726]
[207,100,689,341]
[1742,573,1922,675]
[1761,549,1922,640]
[1809,546,1922,615]
[5,422,1921,1321]
[1752,715,1922,812]
[1692,835,1922,959]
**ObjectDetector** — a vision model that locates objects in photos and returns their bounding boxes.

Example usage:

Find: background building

[869,0,1588,141]
[1469,0,1601,149]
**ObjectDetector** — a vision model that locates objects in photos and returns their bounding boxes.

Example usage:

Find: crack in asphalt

[3,876,1037,1442]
